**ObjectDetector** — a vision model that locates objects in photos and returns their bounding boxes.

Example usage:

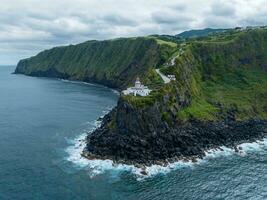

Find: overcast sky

[1,0,267,65]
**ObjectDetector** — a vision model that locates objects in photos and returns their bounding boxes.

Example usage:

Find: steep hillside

[15,37,176,89]
[85,28,267,165]
[14,27,267,165]
[167,29,267,121]
[118,29,267,122]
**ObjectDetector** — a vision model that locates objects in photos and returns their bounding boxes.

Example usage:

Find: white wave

[65,123,267,180]
[204,146,235,159]
[135,160,194,180]
[65,129,195,180]
[201,138,267,161]
[65,134,194,180]
[237,138,267,155]
[65,132,137,177]
[59,79,94,86]
[59,78,120,97]
[59,79,120,96]
[101,105,113,116]
[111,89,120,96]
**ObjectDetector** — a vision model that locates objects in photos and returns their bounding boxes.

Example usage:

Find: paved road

[155,69,170,83]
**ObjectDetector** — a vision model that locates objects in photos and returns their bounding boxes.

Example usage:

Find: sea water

[0,66,266,200]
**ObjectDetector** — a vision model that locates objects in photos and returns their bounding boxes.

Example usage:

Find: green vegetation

[16,37,175,89]
[146,36,178,48]
[142,68,164,89]
[122,91,158,108]
[178,97,219,121]
[177,29,267,121]
[178,68,267,121]
[16,28,267,122]
[124,28,267,122]
[154,39,178,48]
[201,69,267,119]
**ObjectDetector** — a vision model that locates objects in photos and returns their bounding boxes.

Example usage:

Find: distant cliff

[15,37,176,89]
[176,28,228,39]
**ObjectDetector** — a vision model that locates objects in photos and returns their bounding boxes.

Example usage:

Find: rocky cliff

[15,37,176,89]
[14,28,267,165]
[84,28,267,165]
[84,105,267,165]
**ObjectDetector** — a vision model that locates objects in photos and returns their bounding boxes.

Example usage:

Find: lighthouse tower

[135,77,141,88]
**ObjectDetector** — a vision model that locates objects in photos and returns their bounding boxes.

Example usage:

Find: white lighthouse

[135,77,141,88]
[122,77,151,96]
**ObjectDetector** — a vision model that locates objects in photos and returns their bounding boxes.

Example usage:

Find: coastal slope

[85,28,267,165]
[15,28,267,165]
[15,37,175,89]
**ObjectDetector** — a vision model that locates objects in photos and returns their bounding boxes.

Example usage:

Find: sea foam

[65,109,267,179]
[59,79,95,86]
[59,79,120,96]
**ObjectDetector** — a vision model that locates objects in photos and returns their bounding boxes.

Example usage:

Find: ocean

[0,66,266,200]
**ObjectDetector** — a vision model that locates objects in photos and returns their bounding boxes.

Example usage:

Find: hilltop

[176,28,229,39]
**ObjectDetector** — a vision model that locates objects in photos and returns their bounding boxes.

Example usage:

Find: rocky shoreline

[82,108,267,167]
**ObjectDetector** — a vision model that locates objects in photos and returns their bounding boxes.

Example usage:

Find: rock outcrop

[84,97,267,165]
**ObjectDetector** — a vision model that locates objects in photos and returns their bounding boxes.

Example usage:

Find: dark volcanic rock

[84,99,267,165]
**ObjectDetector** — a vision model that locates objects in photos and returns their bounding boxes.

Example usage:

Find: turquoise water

[0,66,266,200]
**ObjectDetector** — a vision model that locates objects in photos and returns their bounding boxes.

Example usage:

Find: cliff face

[85,29,267,165]
[85,98,267,165]
[191,29,267,74]
[15,37,175,89]
[14,28,267,165]
[161,29,267,121]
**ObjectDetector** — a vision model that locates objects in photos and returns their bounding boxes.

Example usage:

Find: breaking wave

[59,79,95,86]
[65,114,267,180]
[59,79,120,96]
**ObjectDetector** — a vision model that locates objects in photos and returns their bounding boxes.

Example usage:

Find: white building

[167,75,176,81]
[122,77,151,96]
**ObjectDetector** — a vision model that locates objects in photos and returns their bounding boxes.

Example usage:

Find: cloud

[0,0,267,64]
[152,11,192,25]
[210,0,236,17]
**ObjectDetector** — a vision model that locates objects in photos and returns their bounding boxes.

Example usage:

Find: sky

[1,0,267,65]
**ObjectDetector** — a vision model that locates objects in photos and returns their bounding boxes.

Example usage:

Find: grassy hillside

[15,28,267,122]
[15,37,176,89]
[176,29,267,121]
[124,29,267,121]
